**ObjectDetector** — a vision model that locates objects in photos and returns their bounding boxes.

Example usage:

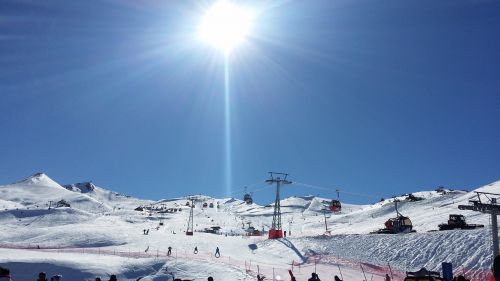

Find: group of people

[1,255,500,280]
[0,269,119,281]
[166,245,221,257]
[36,272,62,281]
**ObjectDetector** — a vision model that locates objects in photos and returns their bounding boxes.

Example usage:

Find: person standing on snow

[194,246,198,254]
[167,246,172,256]
[385,273,391,281]
[214,246,220,258]
[334,275,342,281]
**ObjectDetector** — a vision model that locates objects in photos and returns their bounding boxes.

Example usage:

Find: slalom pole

[360,264,367,281]
[388,263,394,280]
[338,265,344,281]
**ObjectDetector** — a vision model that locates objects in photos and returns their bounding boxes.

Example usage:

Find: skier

[109,275,118,281]
[208,277,214,281]
[215,246,220,258]
[167,246,172,256]
[194,246,198,254]
[384,273,390,281]
[334,276,342,281]
[257,274,265,281]
[146,229,149,235]
[37,272,48,281]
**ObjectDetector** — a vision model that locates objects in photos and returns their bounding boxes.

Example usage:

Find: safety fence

[0,242,492,281]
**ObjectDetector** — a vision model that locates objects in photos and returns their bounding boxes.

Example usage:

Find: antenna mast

[266,172,292,239]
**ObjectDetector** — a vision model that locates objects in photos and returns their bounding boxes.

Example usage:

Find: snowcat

[438,214,484,231]
[372,200,415,234]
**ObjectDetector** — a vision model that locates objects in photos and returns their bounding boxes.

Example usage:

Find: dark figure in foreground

[257,274,265,281]
[38,272,48,281]
[50,275,62,281]
[308,272,321,281]
[208,277,214,281]
[0,266,11,281]
[494,255,500,281]
[334,275,342,281]
[109,275,117,281]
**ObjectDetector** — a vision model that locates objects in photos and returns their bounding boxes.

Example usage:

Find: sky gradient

[1,0,499,204]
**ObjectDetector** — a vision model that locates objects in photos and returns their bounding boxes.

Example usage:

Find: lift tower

[186,198,195,236]
[266,172,292,239]
[459,191,500,259]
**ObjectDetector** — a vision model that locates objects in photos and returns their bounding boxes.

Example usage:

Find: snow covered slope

[0,173,498,280]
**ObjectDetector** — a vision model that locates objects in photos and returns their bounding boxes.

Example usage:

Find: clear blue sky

[1,0,499,204]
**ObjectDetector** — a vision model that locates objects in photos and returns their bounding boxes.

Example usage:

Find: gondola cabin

[202,202,208,208]
[243,193,253,204]
[209,202,214,208]
[329,200,341,212]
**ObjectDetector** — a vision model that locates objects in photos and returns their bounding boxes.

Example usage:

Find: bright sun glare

[199,1,254,53]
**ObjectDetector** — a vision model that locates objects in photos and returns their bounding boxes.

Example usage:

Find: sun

[199,1,254,54]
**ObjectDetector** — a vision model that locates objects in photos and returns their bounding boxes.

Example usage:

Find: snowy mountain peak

[15,172,62,188]
[63,182,96,193]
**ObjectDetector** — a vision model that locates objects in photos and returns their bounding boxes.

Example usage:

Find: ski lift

[329,189,341,213]
[329,200,341,212]
[243,187,253,204]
